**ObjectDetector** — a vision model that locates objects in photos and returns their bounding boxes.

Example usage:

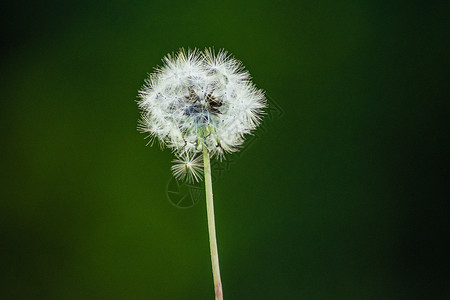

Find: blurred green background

[1,0,448,299]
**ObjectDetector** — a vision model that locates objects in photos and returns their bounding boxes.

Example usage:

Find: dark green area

[1,0,448,298]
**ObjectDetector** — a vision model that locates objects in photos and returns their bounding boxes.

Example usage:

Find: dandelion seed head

[137,48,266,160]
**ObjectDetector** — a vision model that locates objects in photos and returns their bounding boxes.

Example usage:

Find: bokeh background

[1,1,448,299]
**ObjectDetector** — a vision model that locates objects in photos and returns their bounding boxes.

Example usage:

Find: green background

[1,1,448,298]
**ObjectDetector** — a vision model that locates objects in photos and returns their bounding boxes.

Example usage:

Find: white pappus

[137,48,266,182]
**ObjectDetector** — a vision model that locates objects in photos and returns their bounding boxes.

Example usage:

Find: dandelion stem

[202,144,223,300]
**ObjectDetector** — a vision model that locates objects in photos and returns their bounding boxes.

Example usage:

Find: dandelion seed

[171,153,203,183]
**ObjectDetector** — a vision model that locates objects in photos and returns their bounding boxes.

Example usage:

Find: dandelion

[137,48,266,299]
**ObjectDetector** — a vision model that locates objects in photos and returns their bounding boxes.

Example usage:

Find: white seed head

[137,48,266,181]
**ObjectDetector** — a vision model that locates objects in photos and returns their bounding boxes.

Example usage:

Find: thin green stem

[202,145,223,300]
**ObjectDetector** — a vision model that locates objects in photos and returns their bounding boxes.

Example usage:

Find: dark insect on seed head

[185,86,200,103]
[205,92,223,108]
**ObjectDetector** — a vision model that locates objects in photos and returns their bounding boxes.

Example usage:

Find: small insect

[185,86,200,103]
[205,91,223,114]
